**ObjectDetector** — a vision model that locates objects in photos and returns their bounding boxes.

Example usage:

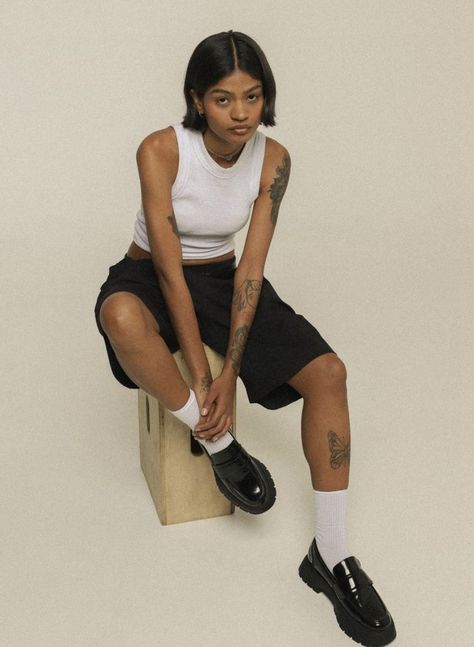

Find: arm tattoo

[267,152,291,226]
[327,431,351,469]
[167,209,179,238]
[199,374,212,394]
[232,278,262,311]
[230,325,249,375]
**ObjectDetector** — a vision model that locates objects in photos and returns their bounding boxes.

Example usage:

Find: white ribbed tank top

[133,122,267,260]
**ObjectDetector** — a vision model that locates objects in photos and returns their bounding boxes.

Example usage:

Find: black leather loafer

[201,437,276,514]
[299,538,396,646]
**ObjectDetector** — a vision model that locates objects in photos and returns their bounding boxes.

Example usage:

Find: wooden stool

[138,345,236,525]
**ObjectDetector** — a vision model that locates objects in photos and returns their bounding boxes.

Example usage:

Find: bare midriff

[126,241,235,265]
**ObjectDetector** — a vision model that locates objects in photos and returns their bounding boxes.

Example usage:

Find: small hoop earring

[198,111,205,118]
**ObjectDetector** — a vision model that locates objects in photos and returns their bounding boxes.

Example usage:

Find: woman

[94,30,396,646]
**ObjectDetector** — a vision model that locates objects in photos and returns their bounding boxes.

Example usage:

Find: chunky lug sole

[212,457,276,514]
[298,556,396,647]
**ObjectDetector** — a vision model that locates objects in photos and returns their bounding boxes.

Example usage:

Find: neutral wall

[2,2,473,646]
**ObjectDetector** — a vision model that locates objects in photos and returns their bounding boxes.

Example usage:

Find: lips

[229,125,251,132]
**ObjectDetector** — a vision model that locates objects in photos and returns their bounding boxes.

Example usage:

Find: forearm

[222,263,263,380]
[158,274,212,389]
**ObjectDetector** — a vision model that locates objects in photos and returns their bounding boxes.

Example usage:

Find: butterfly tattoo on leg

[328,430,351,469]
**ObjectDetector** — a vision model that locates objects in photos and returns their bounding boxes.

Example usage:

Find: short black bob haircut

[182,30,276,132]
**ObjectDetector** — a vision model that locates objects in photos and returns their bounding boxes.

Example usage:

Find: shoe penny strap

[333,557,375,605]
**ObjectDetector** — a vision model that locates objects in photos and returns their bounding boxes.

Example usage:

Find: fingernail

[201,408,208,416]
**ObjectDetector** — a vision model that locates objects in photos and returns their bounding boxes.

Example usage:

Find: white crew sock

[314,488,352,573]
[169,389,234,455]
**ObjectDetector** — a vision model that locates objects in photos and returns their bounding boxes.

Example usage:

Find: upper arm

[136,128,183,281]
[239,138,291,274]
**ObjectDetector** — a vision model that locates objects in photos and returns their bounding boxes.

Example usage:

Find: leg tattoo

[327,430,351,470]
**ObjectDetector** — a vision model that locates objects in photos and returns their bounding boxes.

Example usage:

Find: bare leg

[287,353,350,491]
[290,354,396,645]
[99,292,190,411]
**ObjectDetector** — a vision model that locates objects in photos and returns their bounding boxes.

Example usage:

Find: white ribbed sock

[314,488,352,573]
[169,389,234,455]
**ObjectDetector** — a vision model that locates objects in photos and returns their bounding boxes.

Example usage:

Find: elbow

[149,250,183,286]
[234,261,264,284]
[155,262,185,290]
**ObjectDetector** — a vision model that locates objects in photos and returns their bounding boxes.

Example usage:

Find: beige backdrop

[2,1,473,645]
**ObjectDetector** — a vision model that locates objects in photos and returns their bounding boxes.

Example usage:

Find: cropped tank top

[133,122,267,260]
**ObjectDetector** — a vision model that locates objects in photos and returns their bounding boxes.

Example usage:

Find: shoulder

[259,135,291,192]
[137,126,178,156]
[136,126,179,181]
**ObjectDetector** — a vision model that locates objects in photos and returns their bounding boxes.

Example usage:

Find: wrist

[221,362,238,382]
[192,372,212,392]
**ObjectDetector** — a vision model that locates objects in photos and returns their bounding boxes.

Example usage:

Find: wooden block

[138,345,236,525]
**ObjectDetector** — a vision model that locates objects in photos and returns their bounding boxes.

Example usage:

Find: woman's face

[191,68,264,149]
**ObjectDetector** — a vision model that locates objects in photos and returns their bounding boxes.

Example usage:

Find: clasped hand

[193,373,235,442]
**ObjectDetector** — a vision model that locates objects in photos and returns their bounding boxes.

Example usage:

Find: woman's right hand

[193,373,235,442]
[193,376,229,440]
[192,376,215,432]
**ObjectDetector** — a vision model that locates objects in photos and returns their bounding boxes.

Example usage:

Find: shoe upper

[308,538,392,629]
[210,439,265,502]
[208,439,267,504]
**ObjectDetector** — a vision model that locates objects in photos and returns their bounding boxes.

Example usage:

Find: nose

[231,101,248,121]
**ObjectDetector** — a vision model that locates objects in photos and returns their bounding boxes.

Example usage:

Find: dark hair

[182,30,276,131]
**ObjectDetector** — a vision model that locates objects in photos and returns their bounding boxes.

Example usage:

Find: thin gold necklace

[203,134,244,162]
[205,144,244,163]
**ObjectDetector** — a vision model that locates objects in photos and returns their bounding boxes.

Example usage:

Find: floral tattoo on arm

[230,325,249,376]
[232,278,262,311]
[267,152,291,226]
[199,374,212,394]
[229,276,262,375]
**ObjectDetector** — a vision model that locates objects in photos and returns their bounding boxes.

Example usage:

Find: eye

[247,94,261,103]
[216,97,229,105]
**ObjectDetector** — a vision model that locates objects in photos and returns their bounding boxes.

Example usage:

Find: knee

[311,353,347,389]
[99,293,157,347]
[288,352,347,398]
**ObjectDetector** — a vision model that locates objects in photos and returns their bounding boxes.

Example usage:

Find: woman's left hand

[193,373,236,442]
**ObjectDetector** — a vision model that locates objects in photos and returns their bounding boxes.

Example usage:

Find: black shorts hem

[246,346,336,410]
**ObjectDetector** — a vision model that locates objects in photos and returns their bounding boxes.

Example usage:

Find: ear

[189,89,203,114]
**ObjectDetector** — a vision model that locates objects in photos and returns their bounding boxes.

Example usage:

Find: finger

[200,388,217,416]
[209,416,233,442]
[194,406,222,434]
[194,402,216,430]
[197,413,229,440]
[200,402,210,417]
[195,404,222,431]
[195,413,224,435]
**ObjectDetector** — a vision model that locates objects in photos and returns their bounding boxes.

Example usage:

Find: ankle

[314,488,351,572]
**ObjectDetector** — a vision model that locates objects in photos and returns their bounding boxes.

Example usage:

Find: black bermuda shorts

[93,254,336,410]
